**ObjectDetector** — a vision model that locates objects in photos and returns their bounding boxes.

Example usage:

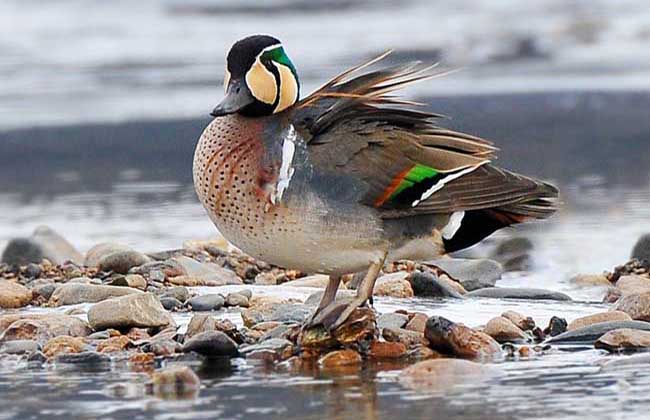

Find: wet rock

[187,294,225,311]
[617,275,650,296]
[26,351,47,365]
[31,226,83,265]
[241,338,293,362]
[98,250,152,274]
[374,272,414,298]
[88,293,173,331]
[467,287,572,301]
[570,274,611,288]
[182,331,239,357]
[33,283,56,301]
[425,316,502,360]
[426,258,502,291]
[544,316,568,337]
[241,303,311,327]
[49,283,141,306]
[368,341,407,359]
[55,351,111,365]
[298,325,338,351]
[151,366,200,399]
[382,328,428,348]
[400,359,501,391]
[160,297,184,310]
[161,286,190,303]
[407,345,441,360]
[545,320,650,344]
[409,271,464,298]
[304,290,355,306]
[631,234,650,261]
[143,338,180,357]
[614,292,650,321]
[405,313,429,334]
[595,328,650,352]
[282,274,335,288]
[0,280,32,308]
[97,335,132,353]
[377,313,409,330]
[484,316,528,343]
[318,349,362,367]
[225,292,249,308]
[1,238,44,265]
[43,336,86,359]
[0,339,40,355]
[501,311,536,331]
[332,307,378,346]
[0,314,91,344]
[568,311,632,331]
[258,324,299,343]
[167,255,242,286]
[490,237,533,272]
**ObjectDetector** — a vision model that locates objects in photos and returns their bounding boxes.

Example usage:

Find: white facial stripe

[411,162,486,207]
[441,211,465,240]
[258,43,282,56]
[271,124,297,205]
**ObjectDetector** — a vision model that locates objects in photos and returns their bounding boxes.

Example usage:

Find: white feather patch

[411,163,485,207]
[271,124,297,205]
[441,211,465,240]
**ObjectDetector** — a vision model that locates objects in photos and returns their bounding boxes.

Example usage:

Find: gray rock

[26,351,47,365]
[240,338,292,356]
[161,286,190,303]
[304,290,354,306]
[87,331,111,340]
[409,272,464,298]
[49,283,142,306]
[0,340,40,355]
[182,331,239,357]
[632,234,650,261]
[24,263,42,278]
[97,250,151,274]
[30,226,83,265]
[160,297,184,310]
[187,294,225,311]
[615,292,650,321]
[1,238,43,266]
[490,237,534,272]
[225,292,249,308]
[84,243,132,267]
[33,283,57,301]
[237,289,253,299]
[545,320,650,344]
[377,313,409,331]
[55,351,111,365]
[242,303,313,326]
[169,256,242,285]
[467,287,572,301]
[87,293,174,331]
[258,324,297,342]
[0,314,91,344]
[426,258,503,291]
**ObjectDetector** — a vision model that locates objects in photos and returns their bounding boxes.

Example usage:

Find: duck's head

[211,35,300,118]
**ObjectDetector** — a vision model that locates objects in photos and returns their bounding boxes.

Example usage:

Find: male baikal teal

[193,34,558,330]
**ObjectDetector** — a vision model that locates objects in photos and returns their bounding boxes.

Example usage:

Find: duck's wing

[291,53,558,220]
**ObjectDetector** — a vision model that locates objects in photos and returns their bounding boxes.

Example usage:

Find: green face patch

[262,46,299,81]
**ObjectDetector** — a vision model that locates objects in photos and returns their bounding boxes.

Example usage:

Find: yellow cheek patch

[274,63,299,113]
[223,68,231,93]
[246,58,277,105]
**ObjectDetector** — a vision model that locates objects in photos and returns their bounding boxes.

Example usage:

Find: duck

[193,34,559,330]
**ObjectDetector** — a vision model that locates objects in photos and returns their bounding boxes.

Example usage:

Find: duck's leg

[305,275,342,326]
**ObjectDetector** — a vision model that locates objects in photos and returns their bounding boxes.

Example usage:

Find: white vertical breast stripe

[271,124,297,205]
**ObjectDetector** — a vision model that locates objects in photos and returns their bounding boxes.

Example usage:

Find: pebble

[409,271,464,298]
[143,338,180,357]
[182,331,239,357]
[43,336,86,359]
[399,359,501,391]
[225,292,249,308]
[0,339,40,355]
[425,316,502,360]
[614,292,650,321]
[0,314,91,344]
[373,272,414,298]
[0,280,33,308]
[304,290,354,306]
[30,226,83,265]
[567,311,632,331]
[405,313,429,333]
[318,349,362,368]
[124,274,147,290]
[631,234,650,261]
[33,283,57,301]
[151,366,200,399]
[595,328,650,352]
[241,303,311,327]
[382,328,428,348]
[484,316,528,343]
[167,255,242,286]
[377,313,409,331]
[98,250,152,274]
[544,316,568,337]
[570,274,612,288]
[545,320,650,344]
[160,297,184,310]
[281,274,335,288]
[88,293,174,331]
[97,336,132,353]
[467,287,572,301]
[48,283,141,306]
[240,338,293,361]
[425,258,503,291]
[55,351,111,365]
[161,286,190,303]
[187,294,225,311]
[616,275,650,296]
[368,341,407,359]
[84,243,132,267]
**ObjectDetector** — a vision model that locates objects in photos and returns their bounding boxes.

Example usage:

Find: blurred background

[1,0,649,275]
